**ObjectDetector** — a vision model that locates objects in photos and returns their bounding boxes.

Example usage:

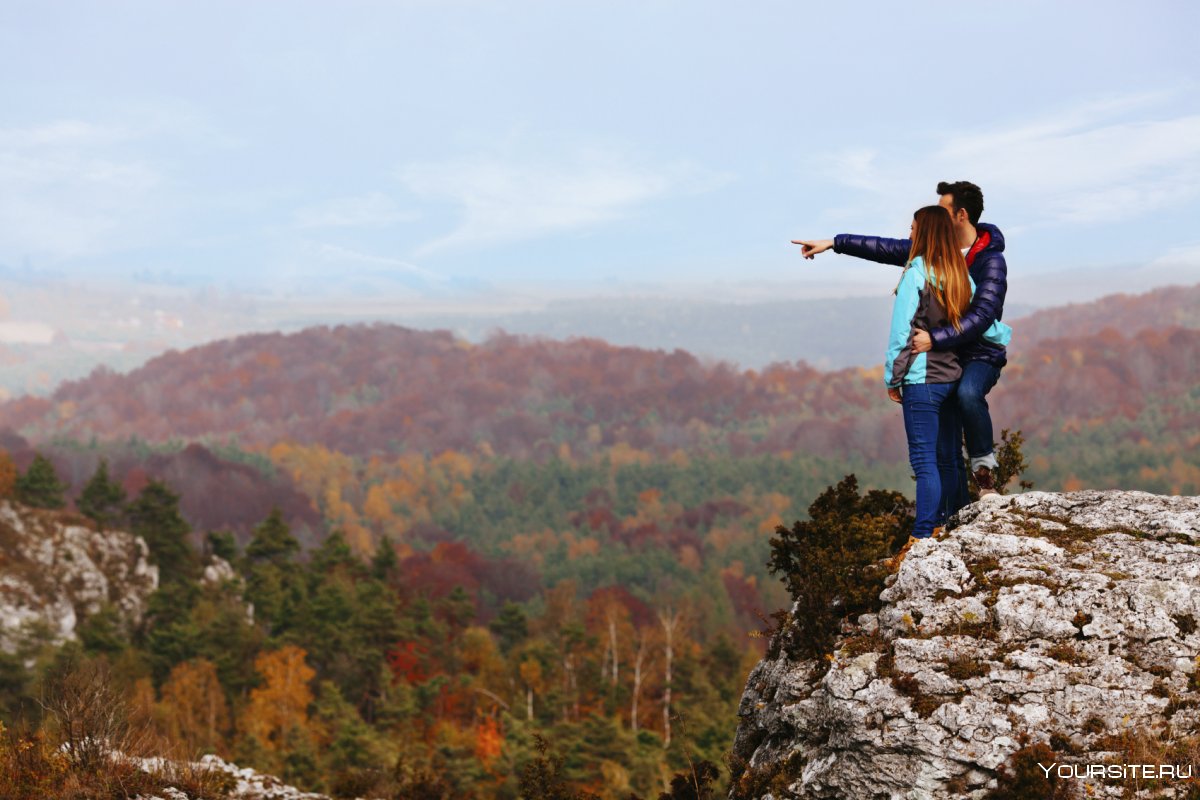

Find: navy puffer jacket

[833,223,1008,367]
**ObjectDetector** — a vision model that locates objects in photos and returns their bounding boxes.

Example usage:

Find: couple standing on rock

[795,180,1010,560]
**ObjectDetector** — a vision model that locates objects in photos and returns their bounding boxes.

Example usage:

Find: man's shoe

[932,526,948,540]
[885,536,921,572]
[974,466,999,498]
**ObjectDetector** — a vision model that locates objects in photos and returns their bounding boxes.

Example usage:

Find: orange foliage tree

[160,658,229,754]
[241,645,316,752]
[0,450,15,498]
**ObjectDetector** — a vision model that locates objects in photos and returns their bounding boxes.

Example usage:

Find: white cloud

[0,321,55,344]
[0,119,165,260]
[306,242,445,281]
[826,148,880,193]
[816,93,1200,231]
[294,192,418,229]
[1150,243,1200,268]
[0,120,130,149]
[398,148,724,255]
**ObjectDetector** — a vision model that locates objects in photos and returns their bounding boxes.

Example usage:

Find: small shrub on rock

[991,428,1033,495]
[987,741,1073,800]
[768,475,913,660]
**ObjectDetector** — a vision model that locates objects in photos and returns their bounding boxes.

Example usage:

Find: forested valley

[0,285,1197,797]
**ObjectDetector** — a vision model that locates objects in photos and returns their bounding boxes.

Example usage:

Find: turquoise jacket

[885,257,1012,388]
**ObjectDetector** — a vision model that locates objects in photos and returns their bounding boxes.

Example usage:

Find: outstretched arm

[792,234,912,266]
[834,234,911,266]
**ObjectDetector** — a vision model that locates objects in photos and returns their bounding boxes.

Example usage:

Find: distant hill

[0,326,904,462]
[382,294,908,371]
[1,282,1198,500]
[1014,283,1200,346]
[5,277,1196,400]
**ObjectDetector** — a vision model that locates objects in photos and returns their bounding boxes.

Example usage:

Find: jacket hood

[976,222,1005,254]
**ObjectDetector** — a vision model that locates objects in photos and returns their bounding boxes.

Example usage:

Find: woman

[884,206,1010,560]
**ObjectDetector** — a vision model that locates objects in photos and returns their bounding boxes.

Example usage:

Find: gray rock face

[133,754,330,800]
[731,491,1200,800]
[0,499,158,653]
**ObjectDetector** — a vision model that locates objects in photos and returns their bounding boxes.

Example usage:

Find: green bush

[993,428,1033,494]
[768,475,912,660]
[14,453,66,510]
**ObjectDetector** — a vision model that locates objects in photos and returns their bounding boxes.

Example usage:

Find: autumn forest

[0,283,1198,797]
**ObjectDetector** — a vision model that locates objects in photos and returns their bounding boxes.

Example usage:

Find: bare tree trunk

[526,687,533,721]
[207,687,219,750]
[631,633,647,732]
[561,654,577,722]
[600,637,612,685]
[570,654,579,720]
[659,608,681,748]
[608,610,620,685]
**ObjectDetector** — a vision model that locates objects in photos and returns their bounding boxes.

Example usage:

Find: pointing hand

[791,239,834,260]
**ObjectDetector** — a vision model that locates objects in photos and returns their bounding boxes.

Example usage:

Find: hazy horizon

[1,267,1195,401]
[2,1,1198,395]
[1,2,1198,295]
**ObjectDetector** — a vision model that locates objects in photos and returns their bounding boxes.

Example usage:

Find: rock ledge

[731,491,1200,799]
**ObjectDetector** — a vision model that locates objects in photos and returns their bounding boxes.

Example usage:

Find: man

[793,181,1008,508]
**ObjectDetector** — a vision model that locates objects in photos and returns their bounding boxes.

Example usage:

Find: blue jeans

[938,360,1003,518]
[901,382,960,538]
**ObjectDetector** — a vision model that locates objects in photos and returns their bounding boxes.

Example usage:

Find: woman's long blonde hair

[907,205,970,331]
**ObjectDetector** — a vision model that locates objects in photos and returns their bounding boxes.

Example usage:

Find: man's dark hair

[936,180,984,226]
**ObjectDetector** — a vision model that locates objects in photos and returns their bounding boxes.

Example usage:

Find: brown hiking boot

[885,536,920,572]
[932,526,948,541]
[974,466,999,497]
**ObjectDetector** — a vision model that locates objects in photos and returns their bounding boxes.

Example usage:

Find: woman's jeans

[901,382,960,539]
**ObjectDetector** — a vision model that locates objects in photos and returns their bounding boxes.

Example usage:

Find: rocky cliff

[0,499,158,653]
[131,754,329,800]
[731,491,1200,799]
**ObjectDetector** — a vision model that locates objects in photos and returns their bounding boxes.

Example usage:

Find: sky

[1,0,1198,305]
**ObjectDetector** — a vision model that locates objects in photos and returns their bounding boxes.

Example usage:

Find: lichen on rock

[730,491,1200,799]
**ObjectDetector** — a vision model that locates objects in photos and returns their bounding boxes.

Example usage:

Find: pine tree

[77,459,126,529]
[314,681,378,776]
[206,529,238,562]
[14,453,66,509]
[310,529,357,575]
[246,507,300,565]
[245,508,304,637]
[490,602,528,654]
[371,534,398,580]
[128,479,196,584]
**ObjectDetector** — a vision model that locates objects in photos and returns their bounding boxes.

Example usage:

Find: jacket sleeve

[982,320,1012,347]
[929,252,1008,350]
[833,234,911,267]
[884,267,921,388]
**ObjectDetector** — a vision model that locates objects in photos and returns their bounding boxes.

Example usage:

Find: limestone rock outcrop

[0,499,158,653]
[133,754,329,800]
[731,491,1200,799]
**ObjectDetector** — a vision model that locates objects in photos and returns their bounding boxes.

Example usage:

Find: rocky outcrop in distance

[133,754,330,800]
[732,491,1200,799]
[0,499,158,653]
